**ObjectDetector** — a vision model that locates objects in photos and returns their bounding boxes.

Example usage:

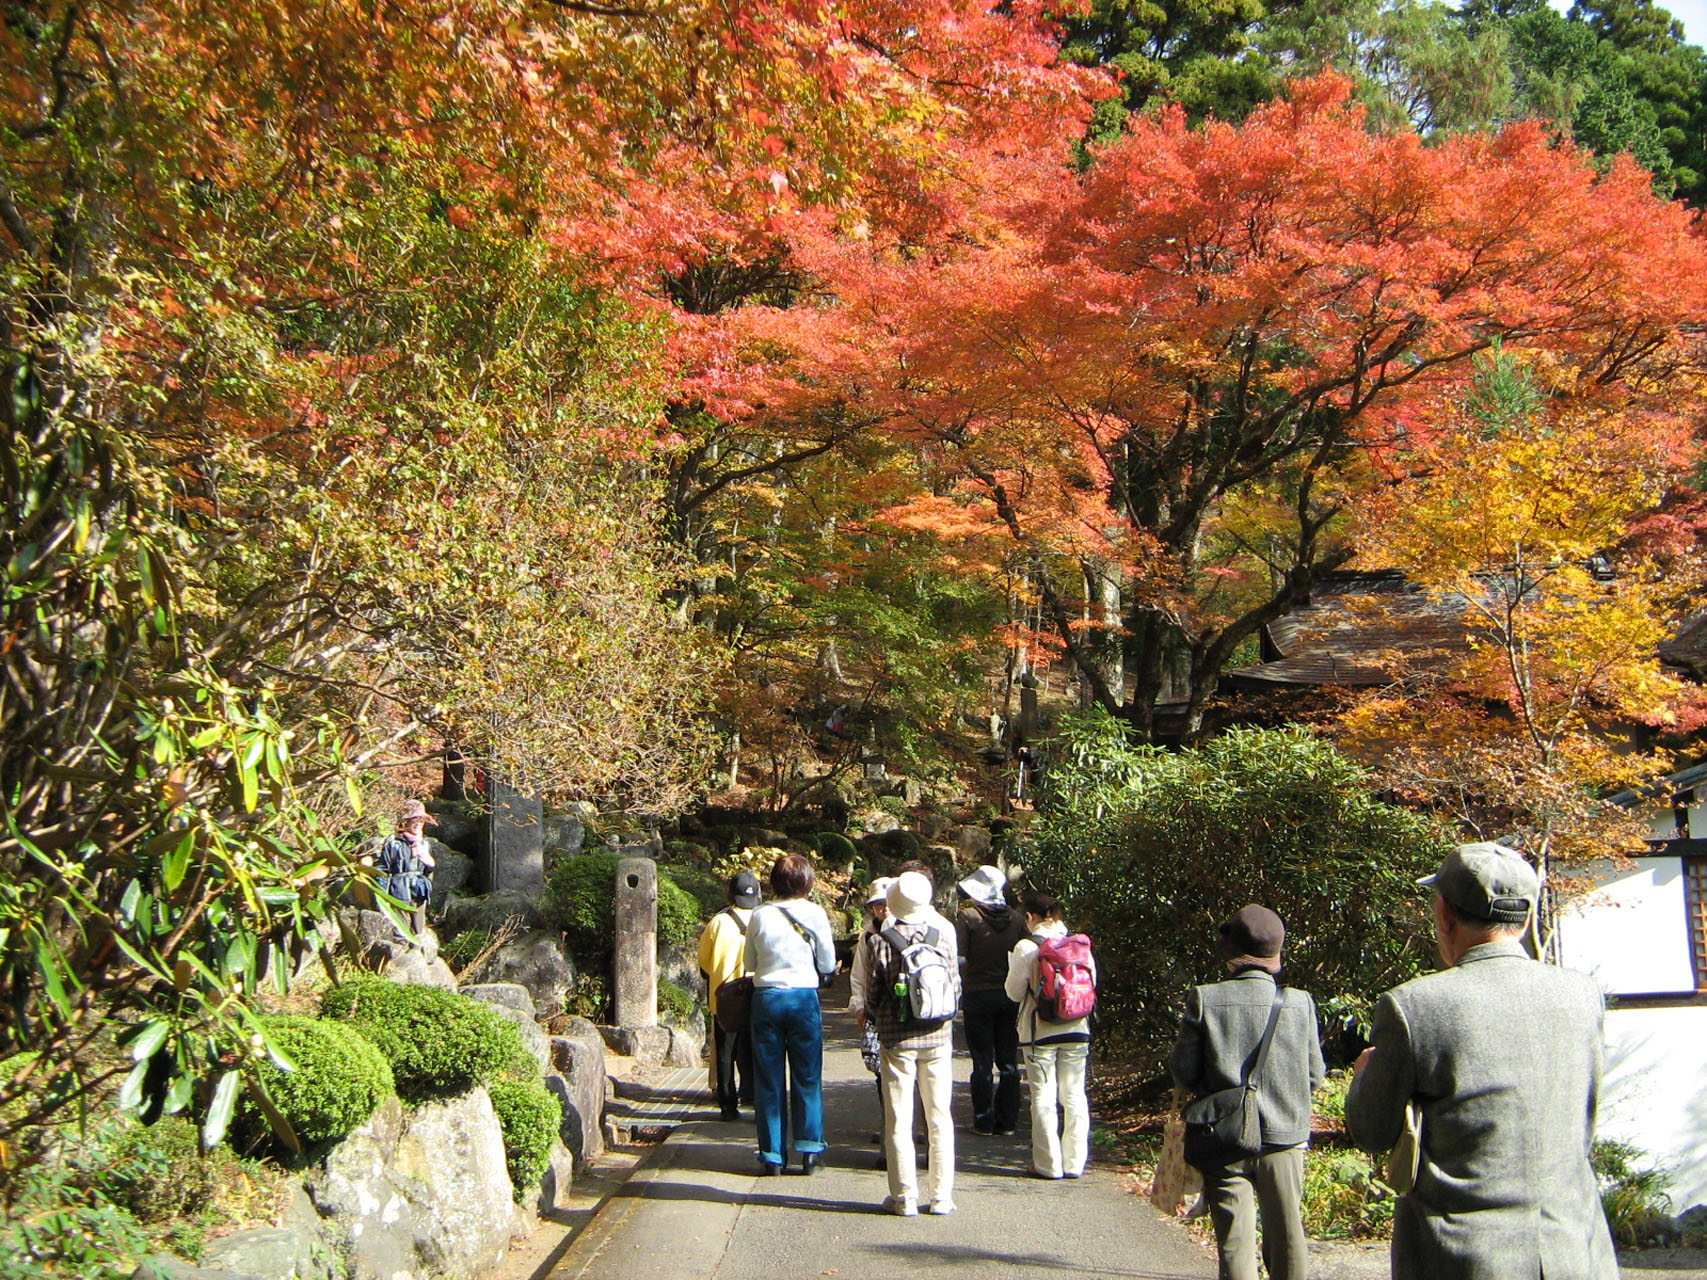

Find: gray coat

[1166,968,1326,1148]
[1343,940,1617,1280]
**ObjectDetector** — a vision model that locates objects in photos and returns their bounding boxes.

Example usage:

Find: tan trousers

[879,1044,955,1207]
[1025,1041,1090,1177]
[1202,1144,1309,1280]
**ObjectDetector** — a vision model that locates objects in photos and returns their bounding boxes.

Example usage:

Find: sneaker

[1028,1164,1061,1180]
[883,1195,919,1217]
[926,1199,956,1216]
[1064,1170,1083,1179]
[971,1121,995,1136]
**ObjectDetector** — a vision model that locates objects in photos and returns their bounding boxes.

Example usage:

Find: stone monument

[612,857,657,1029]
[484,775,544,895]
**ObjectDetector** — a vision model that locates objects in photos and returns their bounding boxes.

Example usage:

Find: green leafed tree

[1022,714,1449,1073]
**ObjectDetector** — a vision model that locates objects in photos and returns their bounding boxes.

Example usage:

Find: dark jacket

[376,835,432,906]
[1343,941,1617,1280]
[956,901,1024,993]
[1166,967,1325,1149]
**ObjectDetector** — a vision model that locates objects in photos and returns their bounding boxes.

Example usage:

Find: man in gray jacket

[1168,905,1326,1280]
[1345,843,1618,1280]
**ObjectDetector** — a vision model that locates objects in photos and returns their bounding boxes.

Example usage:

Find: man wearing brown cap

[1167,905,1325,1280]
[1345,843,1617,1280]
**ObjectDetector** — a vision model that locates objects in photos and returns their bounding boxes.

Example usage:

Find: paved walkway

[538,1000,1216,1280]
[514,1001,1707,1280]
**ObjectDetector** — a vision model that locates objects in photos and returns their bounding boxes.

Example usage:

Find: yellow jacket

[697,906,753,1014]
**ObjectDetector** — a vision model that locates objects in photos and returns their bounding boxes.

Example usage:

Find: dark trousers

[714,1022,754,1115]
[962,988,1021,1131]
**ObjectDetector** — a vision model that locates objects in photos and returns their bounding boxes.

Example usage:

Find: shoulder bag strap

[780,907,827,970]
[722,906,749,936]
[1245,987,1288,1089]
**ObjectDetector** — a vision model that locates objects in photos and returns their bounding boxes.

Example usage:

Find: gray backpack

[880,923,957,1023]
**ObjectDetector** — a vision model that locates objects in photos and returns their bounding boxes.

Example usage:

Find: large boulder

[388,1088,518,1277]
[458,982,534,1016]
[383,948,457,990]
[534,1139,576,1216]
[597,1024,694,1068]
[952,824,992,860]
[428,851,474,911]
[542,811,585,857]
[438,890,543,938]
[426,812,480,855]
[546,1018,607,1166]
[306,1097,433,1280]
[471,931,574,1018]
[190,1186,337,1280]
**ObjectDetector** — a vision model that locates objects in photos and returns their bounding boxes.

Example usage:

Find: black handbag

[714,975,755,1033]
[1181,988,1286,1170]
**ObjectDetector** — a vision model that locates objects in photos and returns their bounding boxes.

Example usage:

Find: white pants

[1026,1041,1090,1178]
[880,1044,955,1205]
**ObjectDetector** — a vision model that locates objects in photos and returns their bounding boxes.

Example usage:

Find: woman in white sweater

[1005,891,1095,1180]
[743,854,837,1175]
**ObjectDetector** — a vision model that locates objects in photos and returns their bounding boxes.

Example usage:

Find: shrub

[320,978,527,1100]
[1593,1140,1675,1246]
[247,1015,394,1146]
[564,973,610,1022]
[658,977,699,1027]
[543,852,702,956]
[816,832,859,865]
[0,1114,285,1278]
[1024,714,1449,1072]
[1302,1147,1395,1240]
[665,865,727,920]
[488,1079,563,1201]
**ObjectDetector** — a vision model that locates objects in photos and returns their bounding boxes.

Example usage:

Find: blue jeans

[750,985,825,1165]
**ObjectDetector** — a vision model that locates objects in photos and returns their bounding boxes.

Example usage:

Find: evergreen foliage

[319,979,526,1101]
[1024,714,1448,1071]
[487,1079,563,1201]
[248,1015,395,1147]
[543,853,703,957]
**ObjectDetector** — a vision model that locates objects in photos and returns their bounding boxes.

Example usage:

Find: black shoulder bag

[1181,987,1286,1170]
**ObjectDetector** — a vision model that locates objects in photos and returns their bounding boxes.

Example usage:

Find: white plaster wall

[1599,1005,1707,1214]
[1555,858,1695,996]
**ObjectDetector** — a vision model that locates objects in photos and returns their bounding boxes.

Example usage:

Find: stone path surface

[508,1001,1707,1280]
[532,1001,1217,1280]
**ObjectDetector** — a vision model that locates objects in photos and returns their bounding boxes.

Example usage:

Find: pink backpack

[1034,933,1096,1022]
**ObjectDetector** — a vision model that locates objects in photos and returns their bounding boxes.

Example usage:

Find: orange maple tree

[802,76,1707,740]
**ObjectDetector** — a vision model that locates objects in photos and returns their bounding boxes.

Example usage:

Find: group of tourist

[697,855,1094,1216]
[1166,842,1619,1280]
[702,839,1621,1280]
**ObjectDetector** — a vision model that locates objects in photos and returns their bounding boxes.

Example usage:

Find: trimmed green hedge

[488,1079,562,1200]
[249,1014,394,1146]
[543,852,702,956]
[320,978,527,1101]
